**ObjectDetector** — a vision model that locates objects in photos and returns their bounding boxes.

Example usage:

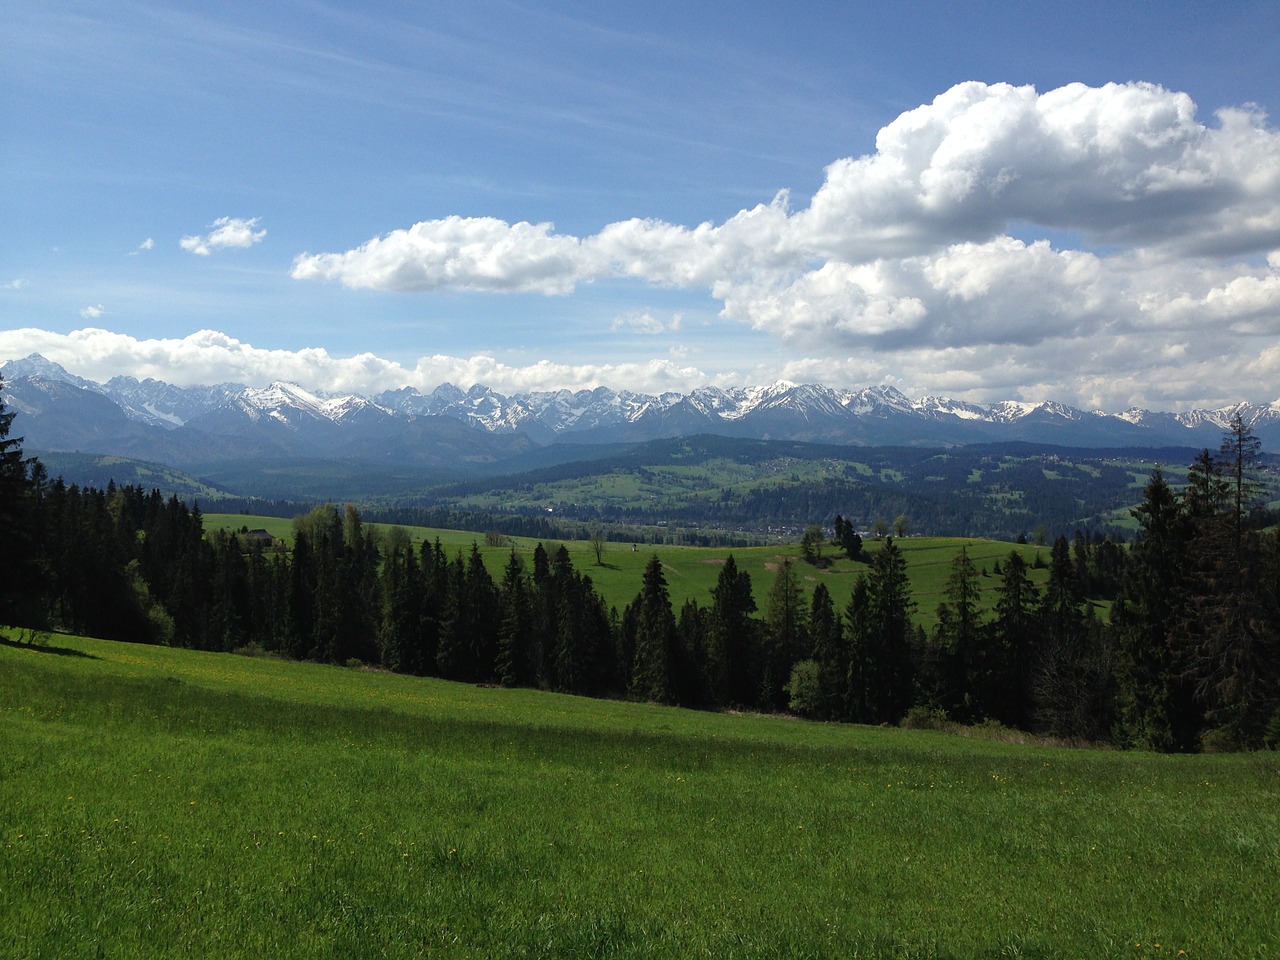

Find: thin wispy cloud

[612,311,673,335]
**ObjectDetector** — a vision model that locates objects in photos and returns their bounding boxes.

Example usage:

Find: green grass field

[204,513,1057,630]
[3,634,1276,958]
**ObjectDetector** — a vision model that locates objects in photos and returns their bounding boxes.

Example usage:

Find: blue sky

[3,0,1280,410]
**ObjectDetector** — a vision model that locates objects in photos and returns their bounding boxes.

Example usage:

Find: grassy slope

[205,513,1059,629]
[3,635,1276,959]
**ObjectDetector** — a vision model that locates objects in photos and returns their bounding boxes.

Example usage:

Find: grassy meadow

[205,512,1060,630]
[3,633,1277,958]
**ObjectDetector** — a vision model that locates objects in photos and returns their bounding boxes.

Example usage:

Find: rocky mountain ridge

[4,354,1279,463]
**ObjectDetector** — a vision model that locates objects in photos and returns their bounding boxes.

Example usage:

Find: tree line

[2,382,1276,750]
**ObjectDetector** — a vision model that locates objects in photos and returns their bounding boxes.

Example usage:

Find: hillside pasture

[2,634,1276,958]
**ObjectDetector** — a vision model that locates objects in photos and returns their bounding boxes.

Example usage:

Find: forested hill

[391,436,1232,542]
[5,373,1280,751]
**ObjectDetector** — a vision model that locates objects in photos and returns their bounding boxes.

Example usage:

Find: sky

[3,0,1280,411]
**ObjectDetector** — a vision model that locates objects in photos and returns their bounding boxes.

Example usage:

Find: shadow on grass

[0,635,99,659]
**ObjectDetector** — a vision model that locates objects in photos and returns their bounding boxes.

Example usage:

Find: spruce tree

[865,537,915,724]
[928,547,985,721]
[0,379,45,632]
[808,582,845,720]
[1032,535,1113,739]
[1179,422,1278,745]
[990,551,1038,728]
[629,555,678,703]
[761,557,807,710]
[844,576,873,722]
[706,554,757,708]
[1113,469,1197,750]
[496,550,533,687]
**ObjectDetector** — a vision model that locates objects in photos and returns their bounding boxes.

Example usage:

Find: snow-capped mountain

[4,354,1280,463]
[103,375,245,428]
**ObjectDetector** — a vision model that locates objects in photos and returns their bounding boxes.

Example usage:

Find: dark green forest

[3,382,1278,750]
[393,437,1200,541]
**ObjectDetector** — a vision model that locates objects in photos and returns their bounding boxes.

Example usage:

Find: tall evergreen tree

[925,547,985,721]
[0,379,45,631]
[332,504,381,664]
[1178,420,1279,745]
[463,542,500,681]
[378,527,425,674]
[844,576,873,722]
[1220,413,1263,563]
[629,555,678,704]
[807,582,845,720]
[866,537,915,723]
[761,557,807,709]
[1033,535,1113,739]
[675,598,710,706]
[1113,469,1198,750]
[496,550,534,687]
[706,555,757,708]
[988,551,1038,728]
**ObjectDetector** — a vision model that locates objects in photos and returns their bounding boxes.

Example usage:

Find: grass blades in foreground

[2,635,1277,959]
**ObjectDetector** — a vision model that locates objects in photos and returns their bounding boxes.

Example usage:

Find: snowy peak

[233,381,391,426]
[988,399,1087,423]
[103,376,243,428]
[2,353,99,390]
[6,353,1280,449]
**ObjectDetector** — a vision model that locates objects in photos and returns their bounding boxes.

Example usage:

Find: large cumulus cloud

[290,82,1280,363]
[292,216,594,294]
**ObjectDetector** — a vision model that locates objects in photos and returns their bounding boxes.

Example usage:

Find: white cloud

[290,82,1280,381]
[0,327,714,398]
[12,82,1280,411]
[292,216,593,294]
[180,217,266,256]
[4,279,25,290]
[2,324,1277,412]
[129,238,155,256]
[79,304,105,319]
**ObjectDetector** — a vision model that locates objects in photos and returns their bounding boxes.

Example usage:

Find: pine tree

[807,582,845,719]
[706,554,757,708]
[761,557,807,709]
[463,543,500,682]
[1113,469,1198,750]
[496,550,534,687]
[927,547,985,721]
[435,550,468,679]
[833,514,863,561]
[0,378,46,631]
[1032,535,1112,739]
[676,598,710,706]
[629,555,678,704]
[989,551,1038,728]
[378,527,424,674]
[418,538,450,675]
[843,538,916,725]
[1220,413,1263,563]
[1178,421,1278,745]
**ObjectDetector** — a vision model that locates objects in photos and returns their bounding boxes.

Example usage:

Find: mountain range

[3,354,1277,481]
